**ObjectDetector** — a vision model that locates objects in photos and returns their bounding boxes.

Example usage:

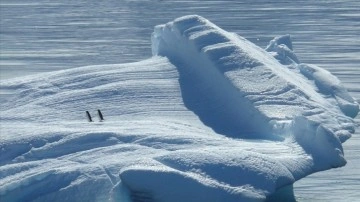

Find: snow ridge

[152,15,358,167]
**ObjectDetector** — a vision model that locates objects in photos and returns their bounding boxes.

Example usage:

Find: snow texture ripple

[0,15,358,202]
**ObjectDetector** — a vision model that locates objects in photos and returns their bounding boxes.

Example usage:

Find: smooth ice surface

[1,15,358,202]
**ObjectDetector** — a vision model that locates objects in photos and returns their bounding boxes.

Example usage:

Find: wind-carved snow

[0,15,358,202]
[152,15,358,166]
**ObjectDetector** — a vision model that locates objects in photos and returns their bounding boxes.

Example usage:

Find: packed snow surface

[0,15,358,202]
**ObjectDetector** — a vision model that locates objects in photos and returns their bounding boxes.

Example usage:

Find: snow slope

[0,15,358,202]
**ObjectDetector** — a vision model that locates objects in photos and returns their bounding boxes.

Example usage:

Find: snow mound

[0,15,358,202]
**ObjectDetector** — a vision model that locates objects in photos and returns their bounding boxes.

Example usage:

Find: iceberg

[0,15,358,202]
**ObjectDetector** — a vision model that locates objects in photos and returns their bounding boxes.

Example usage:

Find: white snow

[0,15,358,202]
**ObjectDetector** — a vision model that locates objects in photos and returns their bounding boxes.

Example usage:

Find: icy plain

[1,15,359,202]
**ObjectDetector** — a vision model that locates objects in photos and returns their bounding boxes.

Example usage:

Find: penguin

[98,109,104,121]
[86,111,93,122]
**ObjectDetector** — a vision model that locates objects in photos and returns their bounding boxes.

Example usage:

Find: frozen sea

[1,0,359,201]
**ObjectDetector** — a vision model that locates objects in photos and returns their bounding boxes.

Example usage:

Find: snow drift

[0,15,358,202]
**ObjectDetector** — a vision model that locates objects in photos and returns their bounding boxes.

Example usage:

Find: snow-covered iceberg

[0,15,358,202]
